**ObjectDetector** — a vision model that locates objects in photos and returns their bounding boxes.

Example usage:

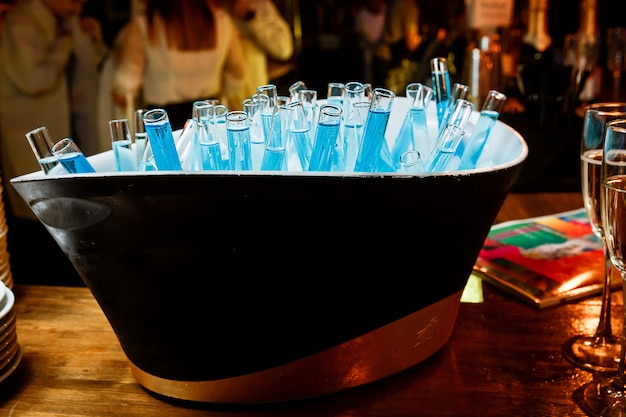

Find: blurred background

[0,0,624,285]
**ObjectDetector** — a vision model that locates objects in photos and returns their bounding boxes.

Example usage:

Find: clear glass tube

[210,104,229,167]
[284,100,313,171]
[226,111,252,171]
[456,90,508,170]
[390,83,434,171]
[298,89,318,137]
[257,84,286,171]
[25,126,62,174]
[439,83,470,136]
[194,101,222,171]
[256,84,286,171]
[51,137,96,174]
[142,108,182,171]
[430,57,452,129]
[133,109,154,171]
[354,88,395,173]
[336,81,365,172]
[424,99,474,172]
[109,119,136,171]
[288,80,307,101]
[243,96,264,170]
[344,100,370,172]
[326,82,345,109]
[308,104,343,171]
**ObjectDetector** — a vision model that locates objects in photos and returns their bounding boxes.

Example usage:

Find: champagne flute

[563,103,626,374]
[575,118,626,416]
[606,27,626,101]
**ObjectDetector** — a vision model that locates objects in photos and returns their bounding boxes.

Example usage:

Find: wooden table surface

[0,192,610,417]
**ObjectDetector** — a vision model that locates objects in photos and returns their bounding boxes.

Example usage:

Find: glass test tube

[298,89,318,136]
[194,101,222,170]
[457,90,507,170]
[308,104,343,171]
[439,83,470,136]
[51,137,96,174]
[341,82,366,172]
[210,104,229,166]
[288,80,307,101]
[390,83,434,171]
[134,109,154,171]
[25,126,63,174]
[174,118,197,171]
[284,100,313,171]
[243,96,264,170]
[142,108,182,171]
[354,88,395,173]
[109,119,136,171]
[425,99,474,172]
[257,84,285,170]
[226,111,252,171]
[326,82,345,108]
[431,57,451,129]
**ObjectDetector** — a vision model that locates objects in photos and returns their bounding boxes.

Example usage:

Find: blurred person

[111,0,245,130]
[222,0,294,109]
[0,0,105,286]
[0,1,14,34]
[0,0,105,220]
[376,0,421,91]
[353,0,388,87]
[383,0,421,67]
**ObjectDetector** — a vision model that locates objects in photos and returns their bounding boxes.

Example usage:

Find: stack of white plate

[0,177,13,289]
[0,280,20,382]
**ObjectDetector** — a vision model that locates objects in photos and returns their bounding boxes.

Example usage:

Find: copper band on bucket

[129,291,463,404]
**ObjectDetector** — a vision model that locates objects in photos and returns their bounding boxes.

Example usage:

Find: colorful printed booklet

[473,208,621,308]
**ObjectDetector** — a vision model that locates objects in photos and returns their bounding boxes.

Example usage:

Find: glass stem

[594,244,614,341]
[611,278,626,392]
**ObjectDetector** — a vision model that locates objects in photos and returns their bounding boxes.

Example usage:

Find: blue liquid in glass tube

[343,121,363,172]
[411,109,430,165]
[261,112,282,149]
[425,125,465,172]
[391,108,428,170]
[57,152,96,174]
[200,142,223,170]
[211,117,228,165]
[134,133,147,169]
[309,120,341,171]
[227,126,252,171]
[261,148,286,170]
[113,139,135,171]
[261,110,285,171]
[376,140,395,172]
[436,98,450,129]
[391,112,413,166]
[431,62,451,129]
[247,115,264,170]
[143,119,182,171]
[457,110,499,169]
[327,97,343,109]
[139,140,157,171]
[291,128,312,170]
[250,137,265,170]
[354,108,391,172]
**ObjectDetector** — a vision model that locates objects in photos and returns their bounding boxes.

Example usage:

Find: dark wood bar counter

[0,192,611,417]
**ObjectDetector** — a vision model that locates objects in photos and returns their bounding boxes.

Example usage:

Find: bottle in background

[517,0,555,129]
